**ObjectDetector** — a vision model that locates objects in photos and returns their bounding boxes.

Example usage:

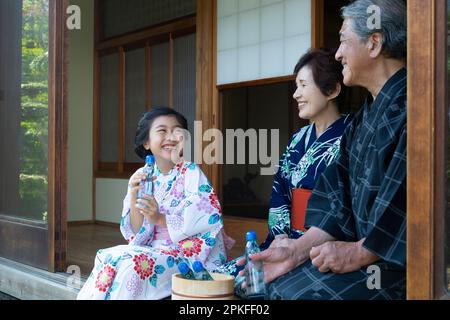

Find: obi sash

[153,225,171,241]
[291,188,312,232]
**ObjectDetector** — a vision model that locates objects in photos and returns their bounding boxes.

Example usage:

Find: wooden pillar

[407,0,448,300]
[48,0,69,272]
[311,0,324,48]
[195,0,220,193]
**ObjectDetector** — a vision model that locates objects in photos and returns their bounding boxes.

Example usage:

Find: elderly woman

[215,48,353,289]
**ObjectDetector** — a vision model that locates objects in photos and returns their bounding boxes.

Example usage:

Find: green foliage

[22,82,48,97]
[19,174,48,217]
[19,0,49,220]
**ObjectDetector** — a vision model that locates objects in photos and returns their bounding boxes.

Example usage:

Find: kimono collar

[361,67,406,121]
[154,161,183,177]
[371,68,407,104]
[306,115,350,149]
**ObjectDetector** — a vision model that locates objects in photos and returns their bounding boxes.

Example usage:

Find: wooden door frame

[407,0,449,299]
[47,0,69,273]
[312,0,324,49]
[0,0,67,273]
[196,0,219,190]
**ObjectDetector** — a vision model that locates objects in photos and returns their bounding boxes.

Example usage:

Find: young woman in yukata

[77,107,234,300]
[214,48,354,294]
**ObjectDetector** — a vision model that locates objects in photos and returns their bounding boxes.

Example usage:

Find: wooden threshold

[216,75,295,91]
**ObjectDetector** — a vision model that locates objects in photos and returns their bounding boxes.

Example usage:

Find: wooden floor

[68,216,267,276]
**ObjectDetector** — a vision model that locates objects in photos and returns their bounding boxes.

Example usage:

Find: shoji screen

[217,0,311,84]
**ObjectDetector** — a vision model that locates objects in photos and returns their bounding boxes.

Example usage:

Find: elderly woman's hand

[271,234,290,248]
[236,238,301,286]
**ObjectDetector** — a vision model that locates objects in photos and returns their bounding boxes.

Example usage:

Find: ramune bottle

[137,155,155,199]
[192,260,214,280]
[177,261,196,280]
[244,230,267,299]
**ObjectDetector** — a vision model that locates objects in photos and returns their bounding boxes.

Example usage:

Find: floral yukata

[214,114,353,280]
[77,161,234,300]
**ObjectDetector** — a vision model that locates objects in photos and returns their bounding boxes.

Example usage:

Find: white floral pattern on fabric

[267,116,352,238]
[77,161,233,300]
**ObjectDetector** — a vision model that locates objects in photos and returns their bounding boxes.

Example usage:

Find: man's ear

[327,83,341,101]
[368,32,383,58]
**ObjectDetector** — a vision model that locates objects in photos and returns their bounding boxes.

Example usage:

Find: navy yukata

[214,115,353,280]
[268,68,408,300]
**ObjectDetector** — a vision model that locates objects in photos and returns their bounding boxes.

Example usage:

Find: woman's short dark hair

[294,48,346,109]
[134,106,188,159]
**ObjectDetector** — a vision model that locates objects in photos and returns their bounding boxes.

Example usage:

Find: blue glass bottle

[244,230,267,299]
[137,155,155,199]
[192,260,214,280]
[177,261,196,280]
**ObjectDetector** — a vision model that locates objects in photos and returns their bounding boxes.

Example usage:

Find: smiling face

[335,19,371,87]
[292,65,331,122]
[143,115,185,167]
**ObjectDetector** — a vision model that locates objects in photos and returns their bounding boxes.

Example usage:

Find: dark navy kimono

[214,114,353,286]
[261,114,354,250]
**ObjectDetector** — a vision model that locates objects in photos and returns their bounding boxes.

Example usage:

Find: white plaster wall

[67,0,94,221]
[95,179,129,224]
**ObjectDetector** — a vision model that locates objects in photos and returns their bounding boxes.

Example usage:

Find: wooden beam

[217,75,295,91]
[96,16,196,51]
[92,2,101,223]
[145,42,151,110]
[118,47,126,173]
[311,0,324,48]
[95,0,103,44]
[407,0,433,300]
[47,0,68,273]
[169,33,174,108]
[196,0,219,191]
[433,0,449,299]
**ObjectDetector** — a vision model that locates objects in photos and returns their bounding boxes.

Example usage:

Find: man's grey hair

[341,0,406,59]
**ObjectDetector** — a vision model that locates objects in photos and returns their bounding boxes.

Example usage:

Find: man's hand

[309,239,379,273]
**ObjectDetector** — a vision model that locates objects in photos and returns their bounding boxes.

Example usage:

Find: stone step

[0,257,86,300]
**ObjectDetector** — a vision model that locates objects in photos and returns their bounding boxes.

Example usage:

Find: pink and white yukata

[77,161,234,300]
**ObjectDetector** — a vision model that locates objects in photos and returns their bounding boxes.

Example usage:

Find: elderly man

[240,0,407,300]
